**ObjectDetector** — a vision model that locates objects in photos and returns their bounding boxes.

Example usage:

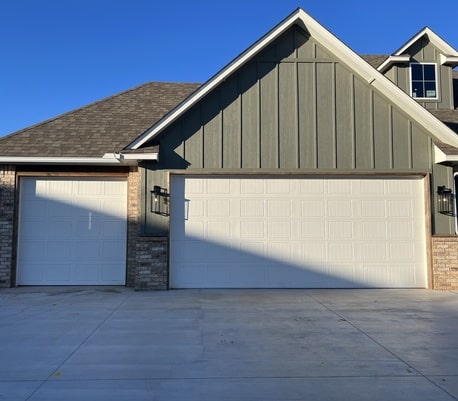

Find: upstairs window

[410,63,438,99]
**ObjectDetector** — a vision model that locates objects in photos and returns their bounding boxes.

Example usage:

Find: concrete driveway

[0,288,457,401]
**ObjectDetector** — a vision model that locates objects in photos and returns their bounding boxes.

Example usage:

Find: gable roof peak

[393,26,458,57]
[127,8,458,150]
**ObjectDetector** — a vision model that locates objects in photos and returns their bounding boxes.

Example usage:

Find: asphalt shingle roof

[0,82,201,158]
[360,55,388,68]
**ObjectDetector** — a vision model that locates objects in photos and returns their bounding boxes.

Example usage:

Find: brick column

[126,167,141,287]
[126,167,168,290]
[431,236,458,290]
[0,165,16,287]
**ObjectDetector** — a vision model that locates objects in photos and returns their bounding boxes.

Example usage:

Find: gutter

[0,152,159,165]
[0,155,132,166]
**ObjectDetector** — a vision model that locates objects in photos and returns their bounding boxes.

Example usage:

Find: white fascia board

[118,152,159,161]
[434,145,447,163]
[394,27,458,57]
[0,155,136,165]
[377,55,411,72]
[434,145,458,163]
[440,54,458,66]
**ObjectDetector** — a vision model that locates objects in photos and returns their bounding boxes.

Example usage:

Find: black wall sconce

[151,185,170,216]
[437,186,454,215]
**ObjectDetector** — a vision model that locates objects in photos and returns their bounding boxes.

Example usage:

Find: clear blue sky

[0,0,456,137]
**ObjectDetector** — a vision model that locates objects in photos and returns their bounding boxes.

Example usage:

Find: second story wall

[384,37,455,110]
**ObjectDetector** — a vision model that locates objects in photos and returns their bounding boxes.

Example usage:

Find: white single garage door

[170,176,427,288]
[17,177,127,285]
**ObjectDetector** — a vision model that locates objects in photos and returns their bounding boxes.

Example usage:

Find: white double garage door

[17,175,428,288]
[170,175,428,288]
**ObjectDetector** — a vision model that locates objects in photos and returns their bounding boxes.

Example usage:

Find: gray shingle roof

[0,82,201,158]
[360,55,388,68]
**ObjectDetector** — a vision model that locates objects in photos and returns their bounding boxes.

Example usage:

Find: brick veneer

[0,165,16,287]
[126,167,168,290]
[432,236,458,290]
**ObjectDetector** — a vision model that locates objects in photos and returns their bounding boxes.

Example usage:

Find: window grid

[410,63,438,99]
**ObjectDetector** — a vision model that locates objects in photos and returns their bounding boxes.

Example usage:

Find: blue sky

[0,0,456,137]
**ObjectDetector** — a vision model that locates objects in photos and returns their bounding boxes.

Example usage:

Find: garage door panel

[240,221,265,239]
[328,221,353,239]
[171,176,427,288]
[76,263,100,282]
[389,243,415,260]
[389,221,413,239]
[239,242,266,261]
[18,178,127,286]
[101,240,126,258]
[45,263,71,282]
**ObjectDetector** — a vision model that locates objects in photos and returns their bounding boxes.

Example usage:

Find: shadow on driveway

[0,287,457,400]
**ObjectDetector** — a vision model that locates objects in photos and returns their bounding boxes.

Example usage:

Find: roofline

[0,155,138,166]
[377,55,411,73]
[128,8,379,149]
[434,145,458,163]
[117,152,159,161]
[440,54,458,67]
[128,8,458,149]
[393,27,458,57]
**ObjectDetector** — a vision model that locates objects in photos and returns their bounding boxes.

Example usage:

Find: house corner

[0,165,16,288]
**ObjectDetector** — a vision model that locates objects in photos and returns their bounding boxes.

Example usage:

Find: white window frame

[409,62,439,100]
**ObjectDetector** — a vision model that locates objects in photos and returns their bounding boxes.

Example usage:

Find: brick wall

[126,167,141,287]
[432,236,458,290]
[0,165,16,287]
[126,167,168,290]
[134,237,168,290]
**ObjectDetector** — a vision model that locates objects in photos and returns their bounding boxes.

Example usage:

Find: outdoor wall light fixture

[151,185,170,216]
[437,186,454,215]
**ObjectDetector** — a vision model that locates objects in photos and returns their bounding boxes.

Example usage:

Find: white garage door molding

[17,177,127,285]
[170,175,427,289]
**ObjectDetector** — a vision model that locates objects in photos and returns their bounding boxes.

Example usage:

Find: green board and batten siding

[142,25,434,234]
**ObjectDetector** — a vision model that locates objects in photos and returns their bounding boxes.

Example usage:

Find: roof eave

[394,27,458,57]
[434,145,458,164]
[0,155,138,166]
[377,55,411,73]
[118,152,159,161]
[440,54,458,67]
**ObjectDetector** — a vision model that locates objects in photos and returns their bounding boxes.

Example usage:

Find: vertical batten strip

[408,121,413,169]
[351,74,356,169]
[370,90,375,169]
[238,82,243,169]
[257,62,262,169]
[389,105,394,169]
[332,62,337,169]
[295,60,300,168]
[276,63,281,168]
[314,60,318,168]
